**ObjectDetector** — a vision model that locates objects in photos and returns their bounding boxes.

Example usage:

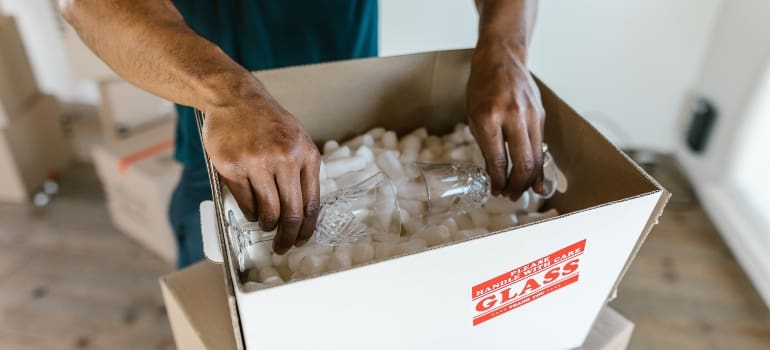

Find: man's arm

[60,0,320,254]
[468,0,544,199]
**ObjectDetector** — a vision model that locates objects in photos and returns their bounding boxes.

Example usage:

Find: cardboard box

[194,49,669,349]
[0,94,72,203]
[578,307,634,350]
[92,119,181,264]
[97,78,176,142]
[64,114,105,163]
[59,21,119,81]
[161,261,635,350]
[0,15,39,128]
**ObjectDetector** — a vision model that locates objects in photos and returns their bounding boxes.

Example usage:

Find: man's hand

[470,0,543,200]
[202,83,321,255]
[60,0,321,254]
[467,41,544,199]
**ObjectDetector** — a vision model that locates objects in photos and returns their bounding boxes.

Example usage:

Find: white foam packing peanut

[484,194,528,214]
[375,150,405,182]
[399,134,421,163]
[351,242,375,264]
[415,225,451,246]
[469,208,491,229]
[245,242,272,269]
[325,155,367,178]
[318,161,328,181]
[323,140,339,155]
[382,131,398,150]
[367,127,386,140]
[326,145,351,161]
[299,254,330,276]
[374,242,397,260]
[355,145,375,163]
[398,182,428,201]
[288,245,333,272]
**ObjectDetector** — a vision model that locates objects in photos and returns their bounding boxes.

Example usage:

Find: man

[61,0,546,268]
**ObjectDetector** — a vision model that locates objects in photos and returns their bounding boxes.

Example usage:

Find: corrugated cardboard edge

[533,77,672,296]
[533,76,671,342]
[194,108,246,350]
[159,262,238,350]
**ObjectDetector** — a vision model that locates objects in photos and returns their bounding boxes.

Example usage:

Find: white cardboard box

[0,15,39,128]
[196,50,669,350]
[97,78,176,142]
[92,119,181,264]
[161,261,635,350]
[0,94,72,203]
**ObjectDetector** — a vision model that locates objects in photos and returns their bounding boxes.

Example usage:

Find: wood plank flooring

[610,156,770,349]
[0,157,767,349]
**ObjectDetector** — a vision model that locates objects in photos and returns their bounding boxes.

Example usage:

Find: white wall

[5,0,722,152]
[0,0,98,105]
[380,0,723,151]
[673,0,770,307]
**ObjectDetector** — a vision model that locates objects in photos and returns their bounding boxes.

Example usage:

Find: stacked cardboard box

[0,15,73,203]
[92,118,181,264]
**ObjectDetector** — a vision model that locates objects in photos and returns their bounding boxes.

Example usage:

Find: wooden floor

[0,157,768,349]
[610,156,770,349]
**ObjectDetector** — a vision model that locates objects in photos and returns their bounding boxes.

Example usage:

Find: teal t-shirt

[172,0,378,169]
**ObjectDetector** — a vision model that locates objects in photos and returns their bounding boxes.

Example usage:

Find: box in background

[0,94,73,203]
[92,119,181,264]
[97,79,176,143]
[160,261,635,350]
[0,15,39,128]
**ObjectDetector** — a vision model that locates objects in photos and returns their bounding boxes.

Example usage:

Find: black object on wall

[686,97,717,153]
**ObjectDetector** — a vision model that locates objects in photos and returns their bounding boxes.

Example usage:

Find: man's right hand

[201,80,321,255]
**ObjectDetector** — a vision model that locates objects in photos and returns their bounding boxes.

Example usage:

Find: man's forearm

[60,0,265,112]
[475,0,538,61]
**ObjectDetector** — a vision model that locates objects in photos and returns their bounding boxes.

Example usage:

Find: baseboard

[696,183,770,307]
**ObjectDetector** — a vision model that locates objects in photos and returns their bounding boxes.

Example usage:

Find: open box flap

[193,49,669,349]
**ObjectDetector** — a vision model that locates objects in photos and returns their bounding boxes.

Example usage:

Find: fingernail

[535,181,545,195]
[511,193,522,201]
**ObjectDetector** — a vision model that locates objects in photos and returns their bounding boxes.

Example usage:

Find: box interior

[254,50,661,215]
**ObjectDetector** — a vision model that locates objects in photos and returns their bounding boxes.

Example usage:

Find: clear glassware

[313,171,400,245]
[407,162,491,226]
[226,171,400,271]
[540,144,559,198]
[403,144,562,226]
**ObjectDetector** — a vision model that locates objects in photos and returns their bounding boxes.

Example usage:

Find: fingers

[296,161,321,247]
[249,171,280,234]
[529,114,546,195]
[470,120,507,196]
[502,117,535,200]
[273,167,304,255]
[221,176,257,222]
